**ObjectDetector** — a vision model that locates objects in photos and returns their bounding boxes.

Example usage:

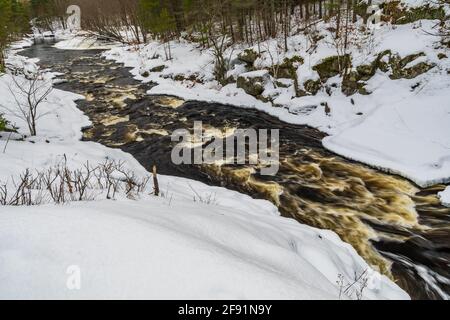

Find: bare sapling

[0,66,53,136]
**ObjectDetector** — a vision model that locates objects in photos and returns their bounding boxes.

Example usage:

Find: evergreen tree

[0,0,29,72]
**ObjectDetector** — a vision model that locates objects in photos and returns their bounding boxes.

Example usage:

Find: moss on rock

[313,55,352,80]
[304,79,321,95]
[389,52,435,80]
[237,71,270,97]
[238,49,260,66]
[150,65,166,72]
[272,56,304,79]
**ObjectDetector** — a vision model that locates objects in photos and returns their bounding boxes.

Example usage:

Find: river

[21,40,450,300]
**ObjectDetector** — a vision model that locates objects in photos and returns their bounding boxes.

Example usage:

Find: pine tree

[0,0,13,72]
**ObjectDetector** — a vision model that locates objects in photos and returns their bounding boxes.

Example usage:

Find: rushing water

[21,40,450,299]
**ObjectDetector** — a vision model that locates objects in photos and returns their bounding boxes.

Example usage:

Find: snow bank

[54,36,121,50]
[439,187,450,207]
[323,92,450,188]
[0,42,408,300]
[0,193,408,300]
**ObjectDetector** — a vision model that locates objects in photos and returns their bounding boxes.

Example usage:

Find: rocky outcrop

[238,49,260,66]
[272,56,304,79]
[237,70,270,97]
[313,55,352,80]
[389,52,435,80]
[385,2,446,25]
[342,71,370,96]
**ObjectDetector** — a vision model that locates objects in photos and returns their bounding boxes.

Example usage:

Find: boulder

[273,56,304,79]
[356,63,377,81]
[303,79,321,95]
[313,55,352,80]
[341,71,362,96]
[150,65,166,72]
[237,70,271,97]
[238,49,260,66]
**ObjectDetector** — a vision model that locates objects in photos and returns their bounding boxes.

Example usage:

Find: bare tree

[0,68,53,136]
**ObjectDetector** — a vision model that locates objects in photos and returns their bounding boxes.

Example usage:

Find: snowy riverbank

[0,41,409,299]
[95,16,450,190]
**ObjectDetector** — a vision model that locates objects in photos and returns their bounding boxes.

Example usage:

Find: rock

[150,65,166,72]
[238,49,260,66]
[341,71,362,96]
[392,4,446,25]
[399,53,426,68]
[275,79,293,88]
[313,55,352,80]
[341,70,371,96]
[438,53,447,60]
[376,50,392,73]
[356,64,377,81]
[273,56,304,79]
[171,73,203,84]
[442,39,450,48]
[140,70,150,78]
[389,52,435,80]
[237,70,270,97]
[303,79,321,95]
[402,62,436,79]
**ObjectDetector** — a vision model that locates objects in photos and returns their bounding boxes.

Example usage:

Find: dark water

[21,41,450,299]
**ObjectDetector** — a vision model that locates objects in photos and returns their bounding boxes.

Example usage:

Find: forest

[2,0,447,69]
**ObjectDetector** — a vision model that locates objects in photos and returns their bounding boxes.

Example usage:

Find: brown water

[22,41,450,300]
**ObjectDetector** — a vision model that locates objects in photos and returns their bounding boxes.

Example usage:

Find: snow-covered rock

[237,70,271,96]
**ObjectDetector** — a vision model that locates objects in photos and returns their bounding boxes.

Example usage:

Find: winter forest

[0,0,450,301]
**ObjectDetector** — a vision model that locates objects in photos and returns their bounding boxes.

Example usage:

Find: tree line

[28,0,367,46]
[0,0,30,72]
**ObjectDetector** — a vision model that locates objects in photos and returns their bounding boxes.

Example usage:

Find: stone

[150,65,166,72]
[272,56,304,79]
[389,52,435,80]
[356,64,377,81]
[237,70,270,97]
[303,79,321,95]
[238,49,260,65]
[313,55,352,80]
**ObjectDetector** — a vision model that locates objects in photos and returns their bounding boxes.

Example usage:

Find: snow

[102,19,450,188]
[54,36,121,50]
[439,187,450,207]
[240,70,270,78]
[323,83,450,188]
[0,41,408,300]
